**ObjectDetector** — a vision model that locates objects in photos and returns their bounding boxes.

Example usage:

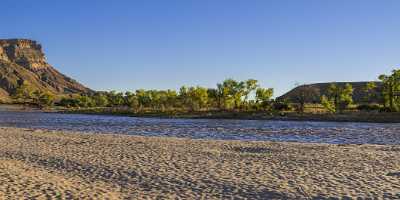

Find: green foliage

[272,100,292,111]
[255,88,274,111]
[78,95,96,107]
[362,82,378,103]
[107,91,125,106]
[356,104,381,111]
[92,93,109,107]
[13,81,34,102]
[379,69,400,112]
[53,78,277,113]
[38,93,55,107]
[321,83,353,113]
[292,84,320,113]
[33,90,54,107]
[187,86,208,111]
[12,81,55,107]
[321,95,335,113]
[59,97,80,107]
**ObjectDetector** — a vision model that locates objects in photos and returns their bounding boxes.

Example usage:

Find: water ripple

[0,111,399,145]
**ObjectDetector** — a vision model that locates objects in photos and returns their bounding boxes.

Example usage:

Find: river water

[0,110,399,145]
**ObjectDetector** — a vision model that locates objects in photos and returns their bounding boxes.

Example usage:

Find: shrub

[273,101,292,111]
[357,104,381,111]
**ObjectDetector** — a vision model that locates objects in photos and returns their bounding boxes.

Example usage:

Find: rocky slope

[0,39,90,101]
[278,82,383,104]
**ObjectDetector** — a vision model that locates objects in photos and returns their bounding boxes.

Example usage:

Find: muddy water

[0,110,398,144]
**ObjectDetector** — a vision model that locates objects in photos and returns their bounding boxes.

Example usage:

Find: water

[0,110,399,145]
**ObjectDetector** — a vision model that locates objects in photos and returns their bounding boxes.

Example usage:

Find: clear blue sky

[1,0,399,96]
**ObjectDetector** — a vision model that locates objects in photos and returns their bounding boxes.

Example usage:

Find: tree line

[296,69,400,113]
[11,69,400,113]
[40,79,276,112]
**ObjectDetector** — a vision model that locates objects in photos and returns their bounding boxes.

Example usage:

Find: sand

[0,127,398,199]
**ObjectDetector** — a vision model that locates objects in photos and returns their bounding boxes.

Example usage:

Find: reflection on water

[0,110,399,145]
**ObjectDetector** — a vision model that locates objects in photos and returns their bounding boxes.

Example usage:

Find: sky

[0,0,399,96]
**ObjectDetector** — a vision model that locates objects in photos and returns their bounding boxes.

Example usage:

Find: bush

[357,104,381,111]
[58,98,80,107]
[379,107,394,113]
[273,101,292,111]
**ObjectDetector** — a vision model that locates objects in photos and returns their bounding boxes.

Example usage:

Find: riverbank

[0,127,398,199]
[63,107,400,123]
[2,104,400,123]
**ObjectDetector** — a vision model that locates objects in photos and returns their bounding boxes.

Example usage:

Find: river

[0,109,398,145]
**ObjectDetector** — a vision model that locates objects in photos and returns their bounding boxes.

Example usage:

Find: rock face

[0,39,91,101]
[278,82,383,104]
[0,39,50,70]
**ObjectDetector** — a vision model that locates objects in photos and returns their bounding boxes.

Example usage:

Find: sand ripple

[0,127,399,199]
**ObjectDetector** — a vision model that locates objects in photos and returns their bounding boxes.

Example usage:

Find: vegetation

[9,68,400,119]
[379,69,400,111]
[320,83,353,113]
[56,79,275,113]
[12,81,55,108]
[290,84,319,113]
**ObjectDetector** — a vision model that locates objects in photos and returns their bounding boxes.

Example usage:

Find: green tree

[38,92,55,107]
[124,92,139,111]
[30,90,54,107]
[243,79,259,110]
[220,79,245,110]
[179,86,189,110]
[106,91,124,106]
[92,93,109,107]
[321,95,335,113]
[13,81,34,102]
[255,88,274,111]
[321,83,353,113]
[362,82,377,103]
[78,95,95,107]
[291,84,319,113]
[59,97,80,107]
[136,89,152,110]
[379,69,400,111]
[190,86,209,111]
[165,89,178,110]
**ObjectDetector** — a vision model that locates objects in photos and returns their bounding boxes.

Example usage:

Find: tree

[38,92,55,107]
[178,86,189,110]
[91,92,109,107]
[13,81,34,102]
[165,89,178,110]
[321,95,335,113]
[181,87,209,111]
[292,84,320,113]
[136,89,151,110]
[78,95,95,107]
[206,88,218,109]
[59,97,80,107]
[243,79,259,110]
[255,88,274,111]
[107,91,125,106]
[362,82,377,104]
[220,79,245,110]
[191,86,209,111]
[321,83,353,113]
[31,90,54,107]
[216,83,226,110]
[379,69,400,111]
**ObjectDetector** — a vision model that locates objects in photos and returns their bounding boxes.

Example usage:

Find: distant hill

[0,39,91,102]
[277,82,383,104]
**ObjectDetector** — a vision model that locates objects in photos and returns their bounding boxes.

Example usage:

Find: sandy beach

[0,127,398,199]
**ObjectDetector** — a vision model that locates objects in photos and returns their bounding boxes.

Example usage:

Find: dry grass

[0,127,399,199]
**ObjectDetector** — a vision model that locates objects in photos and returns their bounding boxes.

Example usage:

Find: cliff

[0,39,91,101]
